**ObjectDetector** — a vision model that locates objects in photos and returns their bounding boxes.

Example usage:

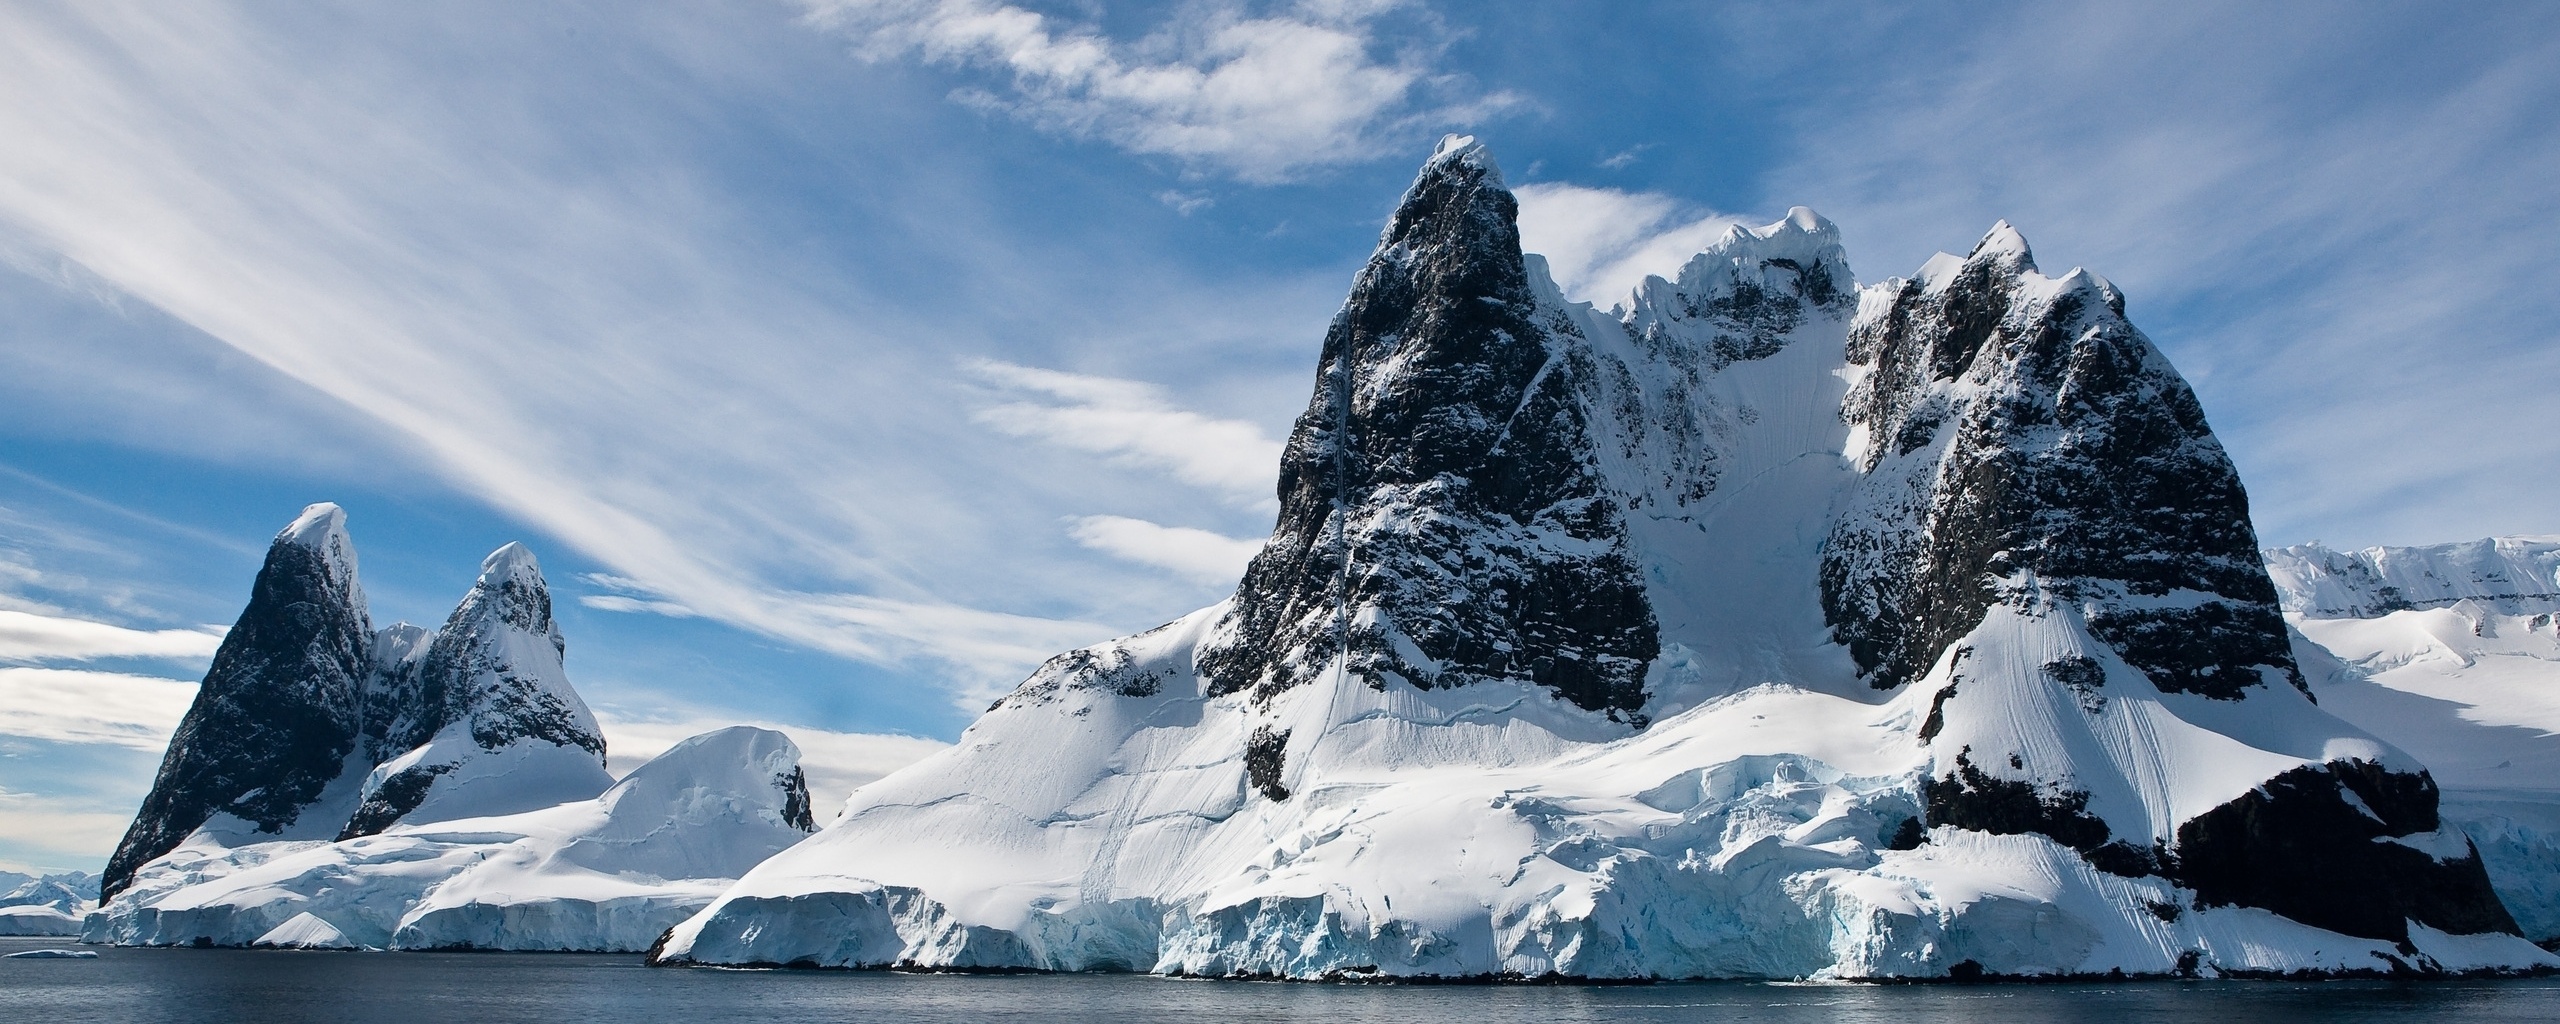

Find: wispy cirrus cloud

[1738,1,2560,549]
[0,667,196,750]
[0,608,223,664]
[1068,514,1261,585]
[967,358,1282,507]
[0,785,142,874]
[800,0,1518,183]
[961,358,1274,597]
[0,1,1282,707]
[1512,182,1745,308]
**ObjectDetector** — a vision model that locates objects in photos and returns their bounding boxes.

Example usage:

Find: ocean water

[6,938,2557,1023]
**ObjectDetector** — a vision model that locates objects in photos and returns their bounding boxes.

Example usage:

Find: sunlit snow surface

[87,727,815,952]
[658,199,2559,979]
[661,598,2547,978]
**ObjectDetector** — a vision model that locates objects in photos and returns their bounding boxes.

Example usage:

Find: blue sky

[2,0,2555,872]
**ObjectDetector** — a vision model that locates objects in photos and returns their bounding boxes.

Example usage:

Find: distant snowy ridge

[654,138,2552,980]
[2268,537,2560,618]
[92,507,817,951]
[0,871,96,936]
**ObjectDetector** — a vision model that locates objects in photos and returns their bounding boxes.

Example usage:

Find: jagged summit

[275,500,357,558]
[106,509,611,896]
[480,539,540,576]
[1424,132,1500,184]
[656,140,2549,978]
[1826,216,2285,699]
[1975,219,2033,261]
[340,537,606,839]
[1195,132,1657,718]
[96,508,808,952]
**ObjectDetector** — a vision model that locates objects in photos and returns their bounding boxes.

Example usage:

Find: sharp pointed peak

[275,502,349,550]
[477,541,542,581]
[1423,133,1502,186]
[1971,220,2035,267]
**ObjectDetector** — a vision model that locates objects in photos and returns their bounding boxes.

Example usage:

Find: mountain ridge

[651,138,2551,979]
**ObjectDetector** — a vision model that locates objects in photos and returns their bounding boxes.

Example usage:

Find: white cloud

[0,786,137,873]
[791,593,1112,697]
[578,594,699,618]
[1597,144,1649,170]
[594,707,949,814]
[1069,514,1262,585]
[0,667,196,750]
[1513,182,1745,307]
[1156,189,1213,216]
[967,358,1282,506]
[799,0,1516,182]
[0,608,224,664]
[0,2,1189,701]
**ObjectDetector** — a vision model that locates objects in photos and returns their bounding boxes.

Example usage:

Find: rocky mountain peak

[340,538,610,834]
[102,504,375,898]
[651,142,2548,979]
[1195,137,1658,719]
[1972,219,2034,265]
[1824,223,2297,699]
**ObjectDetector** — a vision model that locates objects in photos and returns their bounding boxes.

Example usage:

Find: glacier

[654,138,2556,979]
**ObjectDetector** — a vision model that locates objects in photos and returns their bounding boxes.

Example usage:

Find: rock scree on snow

[650,138,2553,980]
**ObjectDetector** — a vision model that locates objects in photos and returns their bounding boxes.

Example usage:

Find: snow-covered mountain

[2269,537,2560,619]
[656,137,2552,979]
[2267,537,2560,942]
[0,872,98,936]
[92,506,816,951]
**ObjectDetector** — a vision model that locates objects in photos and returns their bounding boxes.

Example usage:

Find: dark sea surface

[6,937,2558,1023]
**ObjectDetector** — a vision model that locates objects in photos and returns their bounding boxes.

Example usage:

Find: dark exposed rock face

[1195,139,1658,718]
[996,641,1168,710]
[103,506,372,899]
[1245,727,1292,802]
[1832,227,2520,945]
[364,544,599,762]
[337,761,455,841]
[110,509,613,877]
[338,543,605,840]
[1920,745,2166,880]
[778,767,817,832]
[1823,227,2298,699]
[2172,760,2519,943]
[421,544,599,757]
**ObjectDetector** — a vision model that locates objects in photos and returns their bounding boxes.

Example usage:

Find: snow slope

[2276,538,2560,941]
[658,139,2551,979]
[88,726,816,951]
